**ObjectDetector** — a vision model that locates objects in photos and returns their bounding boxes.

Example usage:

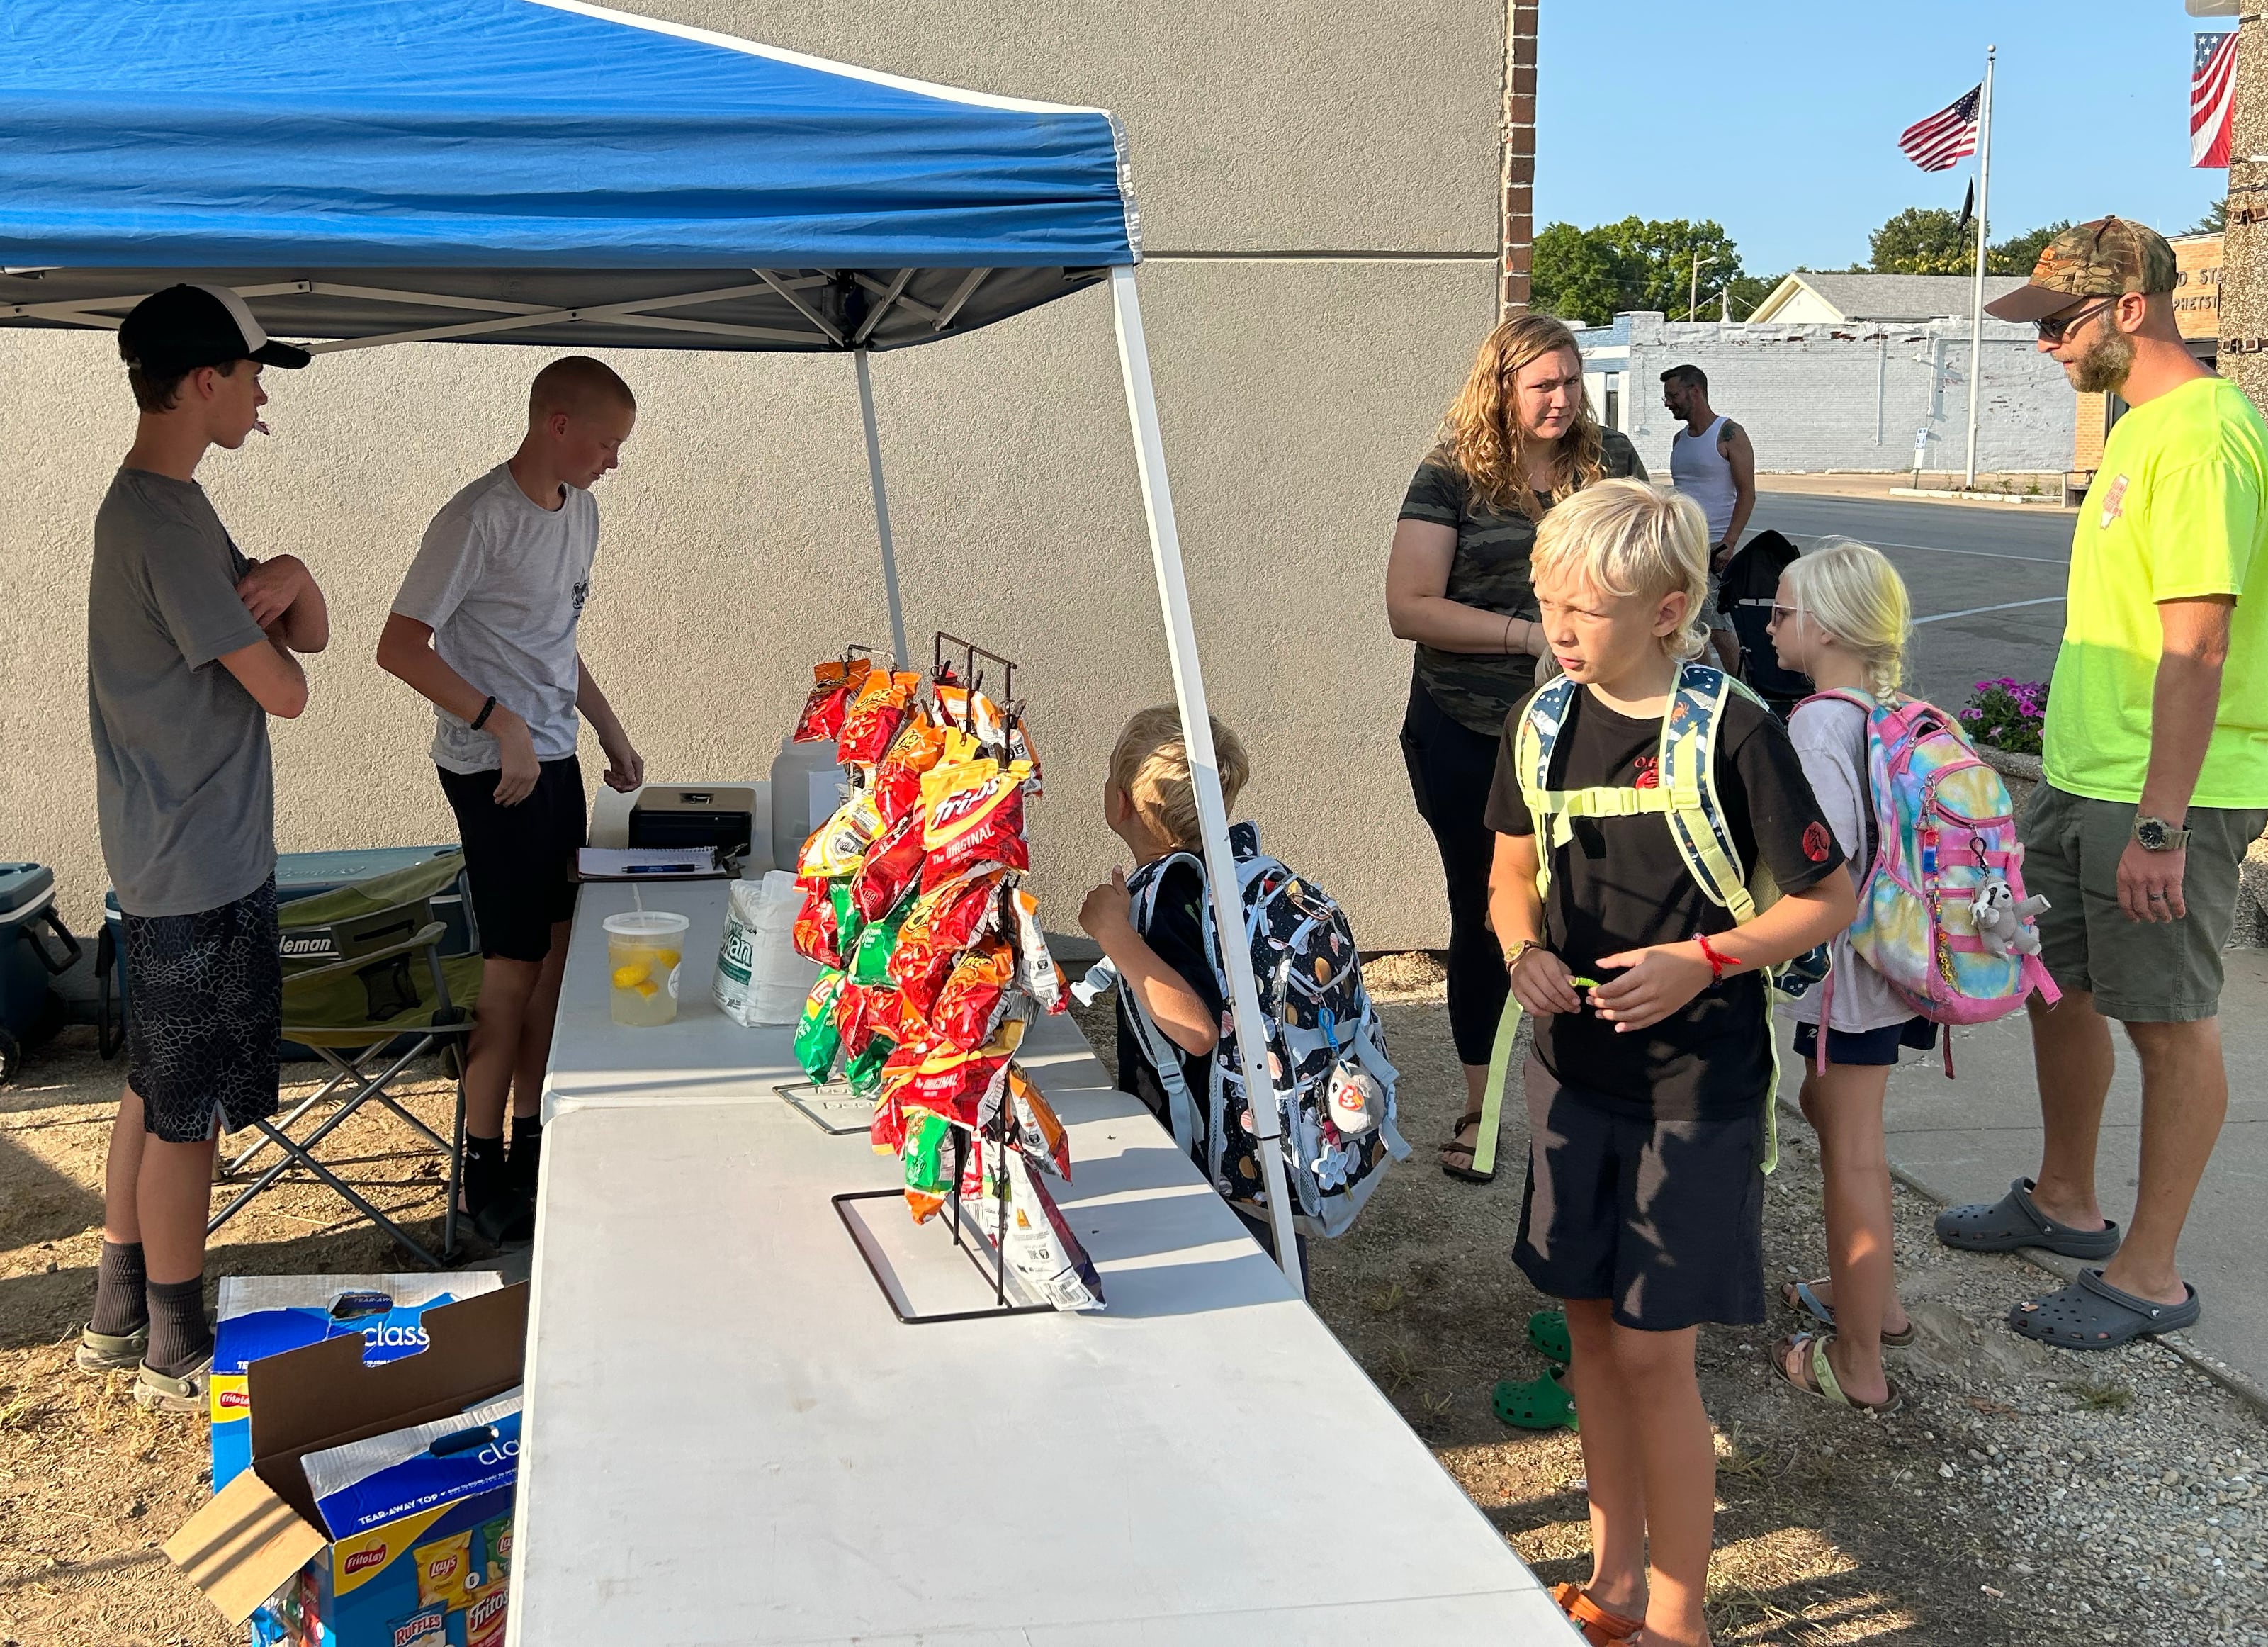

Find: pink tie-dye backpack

[1804,690,2061,1071]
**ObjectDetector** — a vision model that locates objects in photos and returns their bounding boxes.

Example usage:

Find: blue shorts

[1793,1016,1937,1068]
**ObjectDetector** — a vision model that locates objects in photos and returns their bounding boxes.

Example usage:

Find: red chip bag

[850,810,925,923]
[887,869,1007,1016]
[791,877,845,968]
[837,670,921,767]
[869,1086,907,1156]
[873,715,949,828]
[920,758,1033,887]
[932,940,1018,1052]
[792,657,871,743]
[880,1021,1022,1129]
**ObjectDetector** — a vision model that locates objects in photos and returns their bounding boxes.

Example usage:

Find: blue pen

[627,864,697,875]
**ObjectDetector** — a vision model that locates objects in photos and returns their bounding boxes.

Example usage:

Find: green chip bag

[903,1108,954,1220]
[845,1033,897,1102]
[850,885,918,987]
[795,969,847,1082]
[833,882,866,965]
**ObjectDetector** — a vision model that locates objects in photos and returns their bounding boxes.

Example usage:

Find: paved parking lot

[1748,491,2076,711]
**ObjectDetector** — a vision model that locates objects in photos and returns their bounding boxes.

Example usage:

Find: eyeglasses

[2035,298,2116,344]
[1767,604,1802,623]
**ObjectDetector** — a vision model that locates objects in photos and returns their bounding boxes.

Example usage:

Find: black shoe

[468,1183,536,1247]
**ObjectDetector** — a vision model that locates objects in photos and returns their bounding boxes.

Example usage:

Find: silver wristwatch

[2132,815,2191,853]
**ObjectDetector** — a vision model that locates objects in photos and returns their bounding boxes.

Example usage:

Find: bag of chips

[932,940,1019,1052]
[902,1108,956,1223]
[850,809,925,923]
[974,1063,1071,1182]
[888,868,1008,1018]
[1008,887,1068,1016]
[1006,713,1044,800]
[879,1020,1022,1129]
[869,1086,906,1154]
[998,1147,1104,1312]
[920,758,1033,887]
[872,714,949,828]
[791,656,871,743]
[794,969,847,1082]
[849,885,915,986]
[837,670,922,768]
[845,1032,897,1103]
[797,790,881,881]
[791,877,846,968]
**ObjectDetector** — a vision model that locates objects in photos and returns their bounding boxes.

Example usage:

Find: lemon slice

[611,962,650,989]
[633,980,660,999]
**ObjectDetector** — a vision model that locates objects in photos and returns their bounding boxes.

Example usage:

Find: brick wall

[1599,313,2075,476]
[1501,1,1535,315]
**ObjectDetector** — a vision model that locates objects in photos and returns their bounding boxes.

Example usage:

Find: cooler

[0,862,81,1079]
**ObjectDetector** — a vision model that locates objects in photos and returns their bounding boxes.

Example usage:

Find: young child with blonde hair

[1489,479,1855,1647]
[1766,540,1936,1414]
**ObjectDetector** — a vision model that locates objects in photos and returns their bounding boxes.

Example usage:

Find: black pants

[1399,678,1509,1068]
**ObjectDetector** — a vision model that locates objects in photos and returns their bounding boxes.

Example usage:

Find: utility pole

[1963,45,1996,487]
[1691,249,1700,322]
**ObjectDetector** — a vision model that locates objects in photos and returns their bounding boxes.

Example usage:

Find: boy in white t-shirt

[376,357,644,1242]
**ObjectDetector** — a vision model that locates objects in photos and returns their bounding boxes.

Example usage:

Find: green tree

[1530,216,1749,324]
[1869,206,1973,274]
[2191,198,2227,234]
[1990,219,2070,276]
[1530,221,1626,325]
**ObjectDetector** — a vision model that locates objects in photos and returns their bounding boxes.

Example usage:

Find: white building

[1746,271,2029,325]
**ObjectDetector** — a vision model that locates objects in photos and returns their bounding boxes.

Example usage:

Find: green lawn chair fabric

[282,950,483,1049]
[277,850,468,931]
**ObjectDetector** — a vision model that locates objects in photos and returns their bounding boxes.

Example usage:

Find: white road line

[1912,596,2066,626]
[1768,529,2067,566]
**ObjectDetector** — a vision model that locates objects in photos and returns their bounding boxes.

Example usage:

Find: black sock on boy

[90,1240,148,1337]
[145,1277,212,1378]
[509,1113,543,1197]
[463,1132,507,1213]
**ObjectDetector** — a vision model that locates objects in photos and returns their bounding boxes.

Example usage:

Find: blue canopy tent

[0,0,1304,1286]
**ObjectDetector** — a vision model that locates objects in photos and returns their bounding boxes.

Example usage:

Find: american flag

[1899,85,1982,172]
[2193,32,2237,169]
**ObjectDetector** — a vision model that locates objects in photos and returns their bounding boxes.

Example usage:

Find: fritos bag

[792,657,871,743]
[850,809,926,923]
[837,670,921,767]
[920,758,1033,887]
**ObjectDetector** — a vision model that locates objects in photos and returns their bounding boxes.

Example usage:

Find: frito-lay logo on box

[344,1544,388,1576]
[217,1388,249,1412]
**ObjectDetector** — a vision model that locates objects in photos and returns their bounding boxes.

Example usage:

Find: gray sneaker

[134,1353,213,1415]
[75,1323,149,1373]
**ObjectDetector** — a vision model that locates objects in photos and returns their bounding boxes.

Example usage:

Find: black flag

[1956,179,1975,237]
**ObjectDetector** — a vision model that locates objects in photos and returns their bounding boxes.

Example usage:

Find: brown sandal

[1439,1108,1494,1183]
[1550,1582,1645,1645]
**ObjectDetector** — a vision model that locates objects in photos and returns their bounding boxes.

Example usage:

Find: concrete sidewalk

[1778,948,2268,1404]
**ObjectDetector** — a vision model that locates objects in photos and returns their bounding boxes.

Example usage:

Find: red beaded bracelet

[1695,933,1735,982]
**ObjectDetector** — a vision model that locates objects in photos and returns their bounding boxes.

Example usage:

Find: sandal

[1439,1107,1494,1184]
[1550,1581,1644,1646]
[2007,1268,2200,1350]
[1528,1308,1571,1364]
[1781,1278,1916,1349]
[1492,1364,1578,1431]
[1771,1332,1900,1413]
[76,1322,149,1373]
[1934,1178,2121,1259]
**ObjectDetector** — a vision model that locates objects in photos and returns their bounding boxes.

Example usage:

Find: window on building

[2105,391,2128,435]
[1603,375,1621,432]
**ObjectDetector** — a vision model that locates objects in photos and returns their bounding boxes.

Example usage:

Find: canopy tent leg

[855,348,911,665]
[1107,264,1304,1294]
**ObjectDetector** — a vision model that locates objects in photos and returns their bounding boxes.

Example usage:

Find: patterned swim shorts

[122,876,281,1143]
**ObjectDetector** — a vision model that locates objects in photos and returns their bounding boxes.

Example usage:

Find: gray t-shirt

[88,468,275,917]
[1789,695,1909,1033]
[393,464,598,774]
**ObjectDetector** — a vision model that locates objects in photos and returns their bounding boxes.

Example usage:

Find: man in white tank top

[1663,364,1755,669]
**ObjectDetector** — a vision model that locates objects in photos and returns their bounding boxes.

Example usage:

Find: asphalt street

[1747,492,2078,712]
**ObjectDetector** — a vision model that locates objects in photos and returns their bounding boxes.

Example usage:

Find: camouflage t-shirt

[1397,429,1647,734]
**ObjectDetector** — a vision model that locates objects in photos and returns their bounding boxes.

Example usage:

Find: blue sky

[1534,0,2230,277]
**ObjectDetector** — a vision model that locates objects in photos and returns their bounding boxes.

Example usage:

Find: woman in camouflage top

[1387,314,1646,1181]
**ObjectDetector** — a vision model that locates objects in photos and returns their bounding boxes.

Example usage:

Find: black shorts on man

[439,755,587,962]
[123,877,282,1144]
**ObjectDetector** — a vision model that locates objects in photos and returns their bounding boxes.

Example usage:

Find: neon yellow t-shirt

[2044,375,2268,809]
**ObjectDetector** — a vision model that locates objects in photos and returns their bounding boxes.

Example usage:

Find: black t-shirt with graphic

[1485,685,1843,1120]
[1115,858,1225,1163]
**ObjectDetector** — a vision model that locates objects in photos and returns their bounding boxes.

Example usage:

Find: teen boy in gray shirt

[378,356,644,1242]
[78,285,329,1412]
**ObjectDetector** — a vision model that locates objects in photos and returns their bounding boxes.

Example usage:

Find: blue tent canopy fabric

[0,0,1139,351]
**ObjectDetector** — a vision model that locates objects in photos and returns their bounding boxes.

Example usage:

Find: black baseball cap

[118,283,310,377]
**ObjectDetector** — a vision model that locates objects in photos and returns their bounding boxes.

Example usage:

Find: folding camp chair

[208,851,483,1269]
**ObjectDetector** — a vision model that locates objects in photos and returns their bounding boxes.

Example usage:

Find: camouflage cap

[1984,216,2179,323]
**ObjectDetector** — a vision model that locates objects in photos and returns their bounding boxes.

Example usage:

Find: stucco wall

[1599,314,2075,477]
[0,1,1503,954]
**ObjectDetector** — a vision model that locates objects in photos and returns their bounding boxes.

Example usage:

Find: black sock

[145,1277,212,1378]
[464,1132,506,1212]
[509,1114,543,1195]
[90,1240,148,1337]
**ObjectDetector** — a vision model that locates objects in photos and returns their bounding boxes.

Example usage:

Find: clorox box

[212,1274,505,1498]
[164,1285,526,1647]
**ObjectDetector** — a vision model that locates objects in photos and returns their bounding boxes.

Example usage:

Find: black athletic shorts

[1513,1055,1766,1330]
[438,756,586,963]
[123,876,282,1143]
[1793,1016,1937,1068]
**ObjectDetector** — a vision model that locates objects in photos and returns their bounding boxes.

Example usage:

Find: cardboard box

[212,1274,505,1496]
[166,1283,527,1647]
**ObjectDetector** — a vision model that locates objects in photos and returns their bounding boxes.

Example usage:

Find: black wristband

[470,695,497,731]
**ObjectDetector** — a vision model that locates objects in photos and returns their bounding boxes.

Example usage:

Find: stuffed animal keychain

[1970,872,2050,960]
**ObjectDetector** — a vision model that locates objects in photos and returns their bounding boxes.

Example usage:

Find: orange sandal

[1550,1581,1645,1646]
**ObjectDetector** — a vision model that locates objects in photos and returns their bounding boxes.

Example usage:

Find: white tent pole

[1107,264,1303,1293]
[854,348,911,665]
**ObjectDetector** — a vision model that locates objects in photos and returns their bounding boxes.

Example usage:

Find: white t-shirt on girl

[1789,695,1912,1033]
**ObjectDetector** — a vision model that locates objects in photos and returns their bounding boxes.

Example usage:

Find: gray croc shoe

[133,1353,213,1415]
[75,1322,149,1373]
[2008,1269,2201,1350]
[1934,1178,2121,1259]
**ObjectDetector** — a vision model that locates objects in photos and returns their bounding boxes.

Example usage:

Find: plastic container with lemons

[604,910,691,1026]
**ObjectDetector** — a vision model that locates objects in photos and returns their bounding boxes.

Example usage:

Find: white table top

[509,882,1573,1645]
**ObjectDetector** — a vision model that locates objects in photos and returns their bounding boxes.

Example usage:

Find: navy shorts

[1512,1055,1766,1331]
[123,876,283,1143]
[1793,1016,1937,1067]
[438,756,586,963]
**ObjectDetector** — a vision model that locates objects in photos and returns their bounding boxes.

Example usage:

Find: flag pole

[1963,45,1996,488]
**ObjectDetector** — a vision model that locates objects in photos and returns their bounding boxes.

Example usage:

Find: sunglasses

[2035,298,2116,344]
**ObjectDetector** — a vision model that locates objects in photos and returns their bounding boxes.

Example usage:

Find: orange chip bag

[932,939,1018,1052]
[836,670,922,767]
[920,758,1032,886]
[791,656,871,743]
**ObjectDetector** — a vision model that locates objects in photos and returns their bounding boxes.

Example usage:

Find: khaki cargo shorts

[2018,782,2267,1023]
